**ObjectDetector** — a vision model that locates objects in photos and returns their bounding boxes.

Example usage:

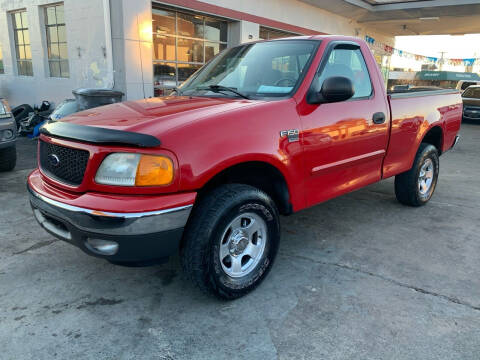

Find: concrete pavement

[1,124,479,360]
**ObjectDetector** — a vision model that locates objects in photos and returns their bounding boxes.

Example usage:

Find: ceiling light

[419,17,440,20]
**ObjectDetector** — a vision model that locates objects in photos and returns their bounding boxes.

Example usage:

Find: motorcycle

[17,101,53,137]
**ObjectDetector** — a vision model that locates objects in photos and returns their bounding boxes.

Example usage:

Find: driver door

[300,42,390,206]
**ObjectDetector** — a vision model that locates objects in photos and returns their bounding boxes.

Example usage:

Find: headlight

[95,153,174,187]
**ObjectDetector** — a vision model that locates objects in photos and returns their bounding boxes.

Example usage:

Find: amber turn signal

[135,155,174,186]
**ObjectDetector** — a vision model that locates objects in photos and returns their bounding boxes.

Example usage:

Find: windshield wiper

[197,85,250,99]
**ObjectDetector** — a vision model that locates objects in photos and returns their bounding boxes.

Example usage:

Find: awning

[415,71,480,81]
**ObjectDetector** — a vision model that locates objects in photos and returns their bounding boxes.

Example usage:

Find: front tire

[0,145,17,172]
[394,143,439,206]
[181,184,280,299]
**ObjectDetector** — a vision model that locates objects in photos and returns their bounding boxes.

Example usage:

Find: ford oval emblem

[48,154,60,167]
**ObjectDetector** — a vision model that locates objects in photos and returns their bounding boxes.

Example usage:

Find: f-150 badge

[280,129,299,142]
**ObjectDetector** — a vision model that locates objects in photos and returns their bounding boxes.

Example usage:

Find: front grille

[39,140,89,186]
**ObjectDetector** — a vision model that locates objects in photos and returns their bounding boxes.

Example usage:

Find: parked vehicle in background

[389,85,444,94]
[50,88,125,124]
[462,85,480,121]
[456,80,480,92]
[49,99,79,122]
[28,36,462,299]
[154,64,177,97]
[0,98,17,171]
[391,84,413,92]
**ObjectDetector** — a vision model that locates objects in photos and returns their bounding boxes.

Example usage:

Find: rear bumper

[28,174,195,263]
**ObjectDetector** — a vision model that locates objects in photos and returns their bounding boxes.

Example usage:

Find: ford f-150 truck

[28,36,462,299]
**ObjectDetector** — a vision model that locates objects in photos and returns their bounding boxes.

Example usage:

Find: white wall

[110,0,154,101]
[0,0,109,107]
[228,20,259,46]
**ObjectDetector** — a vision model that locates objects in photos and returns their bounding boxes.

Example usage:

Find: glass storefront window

[205,42,226,63]
[153,34,175,61]
[177,38,204,63]
[152,7,228,97]
[177,63,202,82]
[152,9,175,35]
[205,17,227,42]
[177,13,204,39]
[154,62,177,97]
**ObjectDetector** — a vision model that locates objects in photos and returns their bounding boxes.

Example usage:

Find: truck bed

[383,89,463,179]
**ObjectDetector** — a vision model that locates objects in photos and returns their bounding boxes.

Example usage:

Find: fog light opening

[86,238,119,256]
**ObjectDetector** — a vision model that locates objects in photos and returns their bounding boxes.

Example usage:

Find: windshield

[179,40,318,99]
[462,88,480,99]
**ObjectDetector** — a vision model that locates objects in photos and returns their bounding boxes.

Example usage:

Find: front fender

[162,99,305,211]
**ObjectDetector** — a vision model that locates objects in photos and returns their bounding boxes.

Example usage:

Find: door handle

[372,112,386,124]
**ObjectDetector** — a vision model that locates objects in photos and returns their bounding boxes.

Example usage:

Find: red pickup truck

[28,36,461,299]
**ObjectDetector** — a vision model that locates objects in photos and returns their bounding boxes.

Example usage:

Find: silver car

[0,98,17,171]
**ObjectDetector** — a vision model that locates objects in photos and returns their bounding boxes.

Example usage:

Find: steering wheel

[274,78,296,87]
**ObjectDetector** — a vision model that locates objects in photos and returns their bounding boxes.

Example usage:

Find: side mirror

[320,76,355,103]
[307,76,355,104]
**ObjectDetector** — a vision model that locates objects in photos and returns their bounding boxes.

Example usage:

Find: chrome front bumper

[29,187,192,237]
[28,186,193,262]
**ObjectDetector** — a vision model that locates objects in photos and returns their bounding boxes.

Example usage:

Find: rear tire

[0,145,17,172]
[181,184,280,300]
[395,143,439,206]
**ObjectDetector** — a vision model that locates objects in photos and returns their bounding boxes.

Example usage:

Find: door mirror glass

[320,76,354,103]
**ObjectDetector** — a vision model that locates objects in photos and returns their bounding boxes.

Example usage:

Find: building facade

[0,0,396,107]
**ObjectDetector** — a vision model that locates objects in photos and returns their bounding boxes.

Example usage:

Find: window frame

[10,9,33,77]
[44,3,69,78]
[310,41,375,102]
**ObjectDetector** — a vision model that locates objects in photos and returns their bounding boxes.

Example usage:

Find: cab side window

[318,48,373,99]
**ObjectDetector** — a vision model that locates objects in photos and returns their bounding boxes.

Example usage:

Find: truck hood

[60,96,259,135]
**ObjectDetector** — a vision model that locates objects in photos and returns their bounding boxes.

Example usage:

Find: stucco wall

[0,0,109,107]
[111,0,154,101]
